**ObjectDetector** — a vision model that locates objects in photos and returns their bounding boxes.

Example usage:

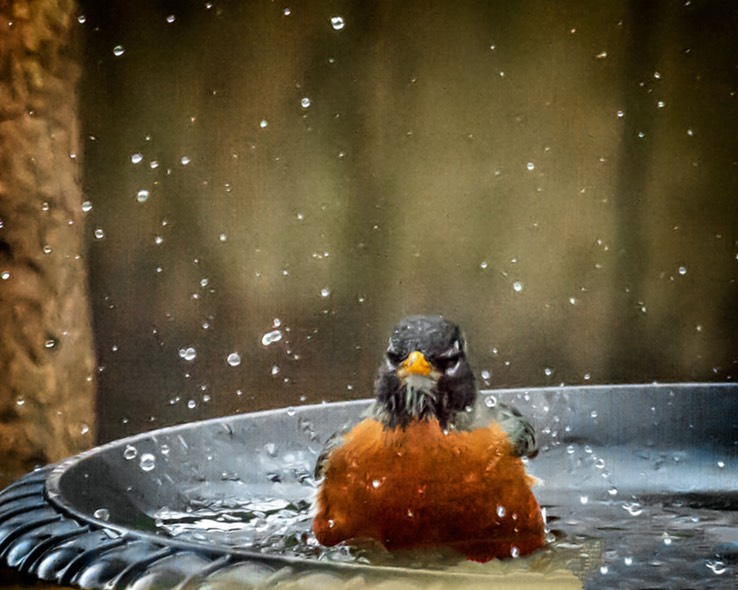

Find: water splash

[261,330,283,346]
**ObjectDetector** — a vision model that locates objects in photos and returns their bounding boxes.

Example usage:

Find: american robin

[312,315,546,562]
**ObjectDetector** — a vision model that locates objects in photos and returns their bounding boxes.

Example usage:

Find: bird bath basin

[1,383,736,589]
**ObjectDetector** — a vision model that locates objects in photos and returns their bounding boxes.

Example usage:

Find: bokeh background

[78,0,737,443]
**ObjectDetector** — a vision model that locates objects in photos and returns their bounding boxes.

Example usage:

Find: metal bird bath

[1,383,737,589]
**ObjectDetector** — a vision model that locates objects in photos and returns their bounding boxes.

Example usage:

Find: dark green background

[78,0,737,442]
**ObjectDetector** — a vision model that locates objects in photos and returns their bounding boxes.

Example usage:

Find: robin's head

[373,315,477,430]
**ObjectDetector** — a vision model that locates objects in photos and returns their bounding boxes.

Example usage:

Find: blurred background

[78,0,736,443]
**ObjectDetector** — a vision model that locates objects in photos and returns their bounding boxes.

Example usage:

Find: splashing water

[149,477,735,587]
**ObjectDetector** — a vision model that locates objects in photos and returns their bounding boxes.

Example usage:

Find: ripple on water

[153,487,735,588]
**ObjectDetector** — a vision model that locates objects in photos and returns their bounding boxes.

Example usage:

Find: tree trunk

[0,0,96,487]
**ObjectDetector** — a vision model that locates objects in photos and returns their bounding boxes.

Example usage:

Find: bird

[312,314,545,562]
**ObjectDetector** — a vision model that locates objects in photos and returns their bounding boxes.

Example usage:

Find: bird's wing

[313,430,343,480]
[482,402,538,458]
[314,405,375,479]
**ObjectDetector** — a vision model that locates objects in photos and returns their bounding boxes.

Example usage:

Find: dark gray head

[373,315,477,429]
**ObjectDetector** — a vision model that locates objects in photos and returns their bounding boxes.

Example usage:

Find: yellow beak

[399,350,432,377]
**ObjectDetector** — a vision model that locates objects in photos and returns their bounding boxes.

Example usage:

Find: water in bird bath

[150,450,735,589]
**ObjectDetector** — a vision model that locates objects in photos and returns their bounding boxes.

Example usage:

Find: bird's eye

[434,352,462,373]
[386,350,403,366]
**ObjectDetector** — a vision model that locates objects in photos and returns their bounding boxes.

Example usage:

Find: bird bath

[1,383,736,589]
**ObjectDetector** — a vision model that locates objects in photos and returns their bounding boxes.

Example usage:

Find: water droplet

[566,444,575,455]
[686,127,694,137]
[123,445,138,460]
[113,45,125,57]
[77,15,87,24]
[261,329,282,346]
[94,508,110,521]
[130,153,143,164]
[140,453,156,471]
[187,399,197,409]
[595,50,608,59]
[259,119,268,128]
[484,395,497,408]
[512,281,523,293]
[526,162,535,171]
[623,502,643,516]
[80,423,90,435]
[678,266,687,275]
[544,367,553,377]
[330,16,345,30]
[227,352,241,367]
[600,565,609,575]
[320,287,331,298]
[94,228,105,239]
[591,410,599,419]
[496,505,506,518]
[283,7,291,16]
[579,495,589,505]
[271,365,280,376]
[662,532,673,545]
[300,97,311,109]
[481,369,491,380]
[608,486,618,496]
[371,479,382,489]
[657,100,666,109]
[624,556,633,566]
[717,460,725,469]
[706,559,726,575]
[16,397,25,406]
[479,260,488,270]
[43,244,52,254]
[136,189,150,203]
[568,296,577,305]
[616,110,625,118]
[510,546,520,558]
[180,155,191,166]
[166,14,175,23]
[179,347,197,362]
[286,407,296,417]
[82,200,93,212]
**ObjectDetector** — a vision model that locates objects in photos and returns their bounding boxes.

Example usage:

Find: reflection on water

[155,497,316,556]
[153,486,734,588]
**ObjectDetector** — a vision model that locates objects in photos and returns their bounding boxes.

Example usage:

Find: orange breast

[313,418,545,562]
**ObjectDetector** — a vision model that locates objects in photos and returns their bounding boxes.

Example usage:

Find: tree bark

[0,0,96,487]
